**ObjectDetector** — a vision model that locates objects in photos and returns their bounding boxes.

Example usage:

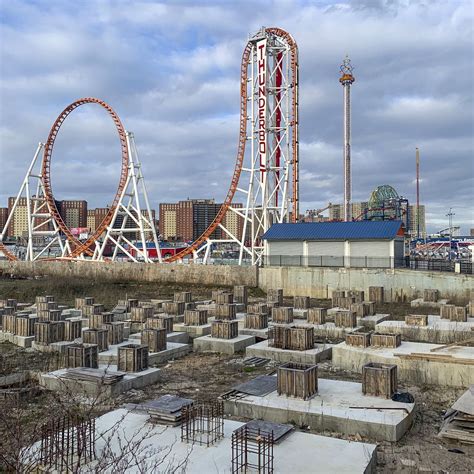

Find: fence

[263,255,473,274]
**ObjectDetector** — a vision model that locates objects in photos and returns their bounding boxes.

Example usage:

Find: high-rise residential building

[328,202,368,221]
[0,208,8,234]
[159,199,243,242]
[408,204,426,238]
[94,208,109,231]
[57,200,87,228]
[87,210,96,233]
[7,197,28,237]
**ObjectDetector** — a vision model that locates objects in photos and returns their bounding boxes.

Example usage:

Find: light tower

[339,55,355,222]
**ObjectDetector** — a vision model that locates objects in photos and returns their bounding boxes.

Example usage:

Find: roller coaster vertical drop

[166,27,299,265]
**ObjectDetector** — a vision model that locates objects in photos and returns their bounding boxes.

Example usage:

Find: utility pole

[339,55,355,222]
[416,148,420,238]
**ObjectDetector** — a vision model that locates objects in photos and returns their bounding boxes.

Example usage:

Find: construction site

[0,21,473,474]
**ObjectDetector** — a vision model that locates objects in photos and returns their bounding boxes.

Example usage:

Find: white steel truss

[0,143,71,261]
[93,132,161,263]
[195,28,298,265]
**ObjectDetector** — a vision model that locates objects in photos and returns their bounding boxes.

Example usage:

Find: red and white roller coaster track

[0,27,299,264]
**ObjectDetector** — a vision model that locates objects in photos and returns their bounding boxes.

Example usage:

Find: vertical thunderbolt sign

[257,39,267,178]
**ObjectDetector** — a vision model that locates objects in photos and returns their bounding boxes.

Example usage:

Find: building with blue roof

[262,221,405,268]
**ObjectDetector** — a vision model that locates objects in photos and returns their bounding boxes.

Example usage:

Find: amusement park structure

[339,55,355,222]
[0,27,299,266]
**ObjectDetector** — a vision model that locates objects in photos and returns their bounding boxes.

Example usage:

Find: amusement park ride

[0,27,299,266]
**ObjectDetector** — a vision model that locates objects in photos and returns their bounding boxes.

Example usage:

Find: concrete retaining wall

[0,261,258,287]
[259,266,474,302]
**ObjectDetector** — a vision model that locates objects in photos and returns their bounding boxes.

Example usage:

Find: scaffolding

[180,401,224,447]
[231,425,274,474]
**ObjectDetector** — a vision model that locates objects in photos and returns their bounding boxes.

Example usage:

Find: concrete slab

[245,340,333,364]
[239,327,270,339]
[39,365,161,398]
[32,341,75,354]
[358,314,391,329]
[173,323,211,338]
[129,331,189,344]
[0,331,34,348]
[333,341,474,388]
[293,308,309,319]
[194,334,256,355]
[63,409,377,474]
[305,322,355,340]
[411,298,450,308]
[224,377,414,442]
[99,340,190,366]
[375,315,474,344]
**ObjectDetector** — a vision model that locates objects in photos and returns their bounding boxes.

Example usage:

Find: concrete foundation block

[194,334,256,355]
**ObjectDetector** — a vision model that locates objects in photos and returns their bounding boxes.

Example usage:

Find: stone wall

[0,261,258,287]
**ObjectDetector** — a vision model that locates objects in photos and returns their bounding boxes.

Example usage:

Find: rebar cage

[231,425,274,473]
[39,415,95,471]
[180,401,224,446]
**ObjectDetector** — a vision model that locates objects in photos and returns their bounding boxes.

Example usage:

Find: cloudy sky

[0,0,473,234]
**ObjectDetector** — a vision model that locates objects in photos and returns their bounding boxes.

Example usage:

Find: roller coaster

[0,27,299,266]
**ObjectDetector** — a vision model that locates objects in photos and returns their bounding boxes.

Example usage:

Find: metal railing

[262,255,473,274]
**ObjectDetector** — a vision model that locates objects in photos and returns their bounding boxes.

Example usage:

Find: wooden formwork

[333,296,356,309]
[131,305,154,322]
[141,328,167,353]
[346,330,372,348]
[405,314,428,326]
[184,309,209,326]
[89,312,114,329]
[215,292,234,304]
[67,343,99,369]
[103,322,125,345]
[348,290,365,303]
[440,304,456,319]
[451,306,468,322]
[117,344,149,372]
[335,311,357,328]
[294,296,310,310]
[162,301,185,316]
[423,289,439,302]
[211,320,239,339]
[16,316,38,337]
[158,315,174,333]
[174,292,192,303]
[37,302,58,312]
[332,290,346,299]
[6,298,18,309]
[271,307,293,324]
[34,321,65,344]
[267,288,283,306]
[277,363,318,400]
[37,309,63,322]
[362,363,397,399]
[233,286,248,306]
[3,314,17,333]
[82,304,104,317]
[75,297,94,309]
[244,313,268,330]
[82,329,109,352]
[371,333,401,348]
[2,306,15,316]
[215,303,237,320]
[368,286,384,304]
[247,303,268,316]
[64,320,83,341]
[36,296,55,304]
[271,325,314,351]
[351,302,376,318]
[307,308,327,325]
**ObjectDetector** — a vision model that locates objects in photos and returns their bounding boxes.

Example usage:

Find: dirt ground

[1,276,473,472]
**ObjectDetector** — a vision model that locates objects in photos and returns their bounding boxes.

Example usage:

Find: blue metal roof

[262,221,403,241]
